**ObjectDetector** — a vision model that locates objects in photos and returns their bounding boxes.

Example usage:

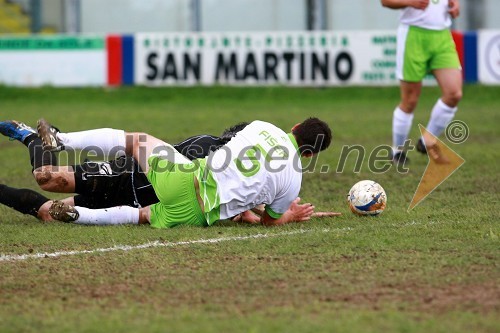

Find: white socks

[424,99,457,139]
[57,128,126,158]
[392,99,457,149]
[73,206,140,225]
[392,107,414,152]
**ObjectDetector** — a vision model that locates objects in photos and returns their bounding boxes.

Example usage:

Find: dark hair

[220,122,249,143]
[292,117,332,155]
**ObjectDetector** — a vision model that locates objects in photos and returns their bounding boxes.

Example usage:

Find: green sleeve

[265,205,283,219]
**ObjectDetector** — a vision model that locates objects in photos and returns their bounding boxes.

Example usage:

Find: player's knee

[37,201,53,221]
[447,89,463,106]
[125,132,148,155]
[124,132,135,155]
[34,170,53,190]
[35,170,69,192]
[401,99,418,113]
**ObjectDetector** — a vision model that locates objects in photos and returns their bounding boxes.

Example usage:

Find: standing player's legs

[414,67,461,164]
[392,80,421,162]
[392,25,429,163]
[399,80,422,113]
[421,68,462,145]
[435,68,462,108]
[417,28,462,159]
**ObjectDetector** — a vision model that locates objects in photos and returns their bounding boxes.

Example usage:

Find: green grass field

[0,85,498,333]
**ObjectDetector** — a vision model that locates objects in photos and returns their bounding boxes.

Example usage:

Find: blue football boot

[0,120,37,143]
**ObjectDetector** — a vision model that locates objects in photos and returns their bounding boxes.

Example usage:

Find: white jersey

[197,120,302,223]
[400,0,452,30]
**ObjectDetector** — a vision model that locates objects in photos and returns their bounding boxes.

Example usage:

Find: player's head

[292,117,332,156]
[220,122,249,143]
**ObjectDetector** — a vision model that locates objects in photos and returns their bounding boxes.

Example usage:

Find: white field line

[0,227,352,263]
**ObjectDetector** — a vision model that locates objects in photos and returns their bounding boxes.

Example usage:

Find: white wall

[328,0,500,31]
[326,0,472,31]
[484,0,500,30]
[327,0,400,30]
[81,0,190,33]
[80,0,305,33]
[202,0,306,31]
[42,0,64,32]
[76,0,500,34]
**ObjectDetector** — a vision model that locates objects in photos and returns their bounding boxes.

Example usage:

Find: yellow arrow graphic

[408,125,465,211]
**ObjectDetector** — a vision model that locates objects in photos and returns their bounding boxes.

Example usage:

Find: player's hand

[312,211,342,218]
[288,197,315,222]
[448,0,460,18]
[233,210,261,224]
[409,0,429,10]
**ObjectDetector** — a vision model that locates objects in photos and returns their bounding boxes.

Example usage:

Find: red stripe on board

[451,30,464,78]
[107,35,122,86]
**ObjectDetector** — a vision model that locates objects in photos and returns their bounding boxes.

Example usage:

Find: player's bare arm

[231,210,261,224]
[260,198,315,226]
[381,0,429,10]
[448,0,460,18]
[250,202,341,223]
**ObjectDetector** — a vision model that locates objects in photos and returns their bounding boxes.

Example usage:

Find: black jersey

[72,135,225,209]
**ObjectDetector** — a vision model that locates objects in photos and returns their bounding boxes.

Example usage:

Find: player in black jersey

[0,120,248,221]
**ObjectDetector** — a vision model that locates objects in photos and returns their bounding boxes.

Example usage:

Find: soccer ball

[347,180,387,216]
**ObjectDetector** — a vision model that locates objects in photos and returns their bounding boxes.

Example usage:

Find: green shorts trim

[195,158,220,225]
[265,205,283,219]
[400,25,461,82]
[147,155,207,228]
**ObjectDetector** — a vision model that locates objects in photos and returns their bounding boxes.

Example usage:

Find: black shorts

[72,156,158,209]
